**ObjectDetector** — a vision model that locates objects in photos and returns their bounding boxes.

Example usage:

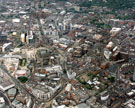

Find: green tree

[85,84,92,90]
[18,77,28,83]
[79,1,92,7]
[108,76,115,83]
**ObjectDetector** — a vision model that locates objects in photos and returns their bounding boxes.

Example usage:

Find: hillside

[79,0,135,10]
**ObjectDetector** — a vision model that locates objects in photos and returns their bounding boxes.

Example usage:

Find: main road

[0,65,39,107]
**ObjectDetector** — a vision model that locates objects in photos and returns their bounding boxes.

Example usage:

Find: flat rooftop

[0,76,15,91]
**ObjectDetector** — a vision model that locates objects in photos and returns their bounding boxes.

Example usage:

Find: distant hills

[54,0,135,10]
[79,0,135,10]
[27,0,135,10]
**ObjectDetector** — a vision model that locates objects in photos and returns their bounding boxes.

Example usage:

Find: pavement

[0,65,37,107]
[0,90,9,106]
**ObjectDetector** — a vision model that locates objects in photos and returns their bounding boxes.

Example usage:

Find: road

[0,90,10,107]
[44,78,67,108]
[0,66,38,107]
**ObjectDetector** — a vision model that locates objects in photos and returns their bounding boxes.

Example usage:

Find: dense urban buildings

[0,0,135,108]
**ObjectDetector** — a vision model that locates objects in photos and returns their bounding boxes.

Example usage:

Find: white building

[0,97,5,108]
[104,50,112,60]
[45,65,63,74]
[4,57,19,71]
[67,71,76,79]
[65,83,72,92]
[44,28,59,39]
[2,42,12,52]
[21,48,37,60]
[20,33,26,43]
[123,99,135,108]
[0,71,15,92]
[14,70,27,78]
[110,27,121,35]
[12,18,20,23]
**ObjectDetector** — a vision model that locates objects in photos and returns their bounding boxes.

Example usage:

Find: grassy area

[18,77,28,83]
[107,76,115,83]
[77,77,92,90]
[87,72,92,76]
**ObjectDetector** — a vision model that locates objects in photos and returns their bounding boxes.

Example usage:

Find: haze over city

[0,0,134,108]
